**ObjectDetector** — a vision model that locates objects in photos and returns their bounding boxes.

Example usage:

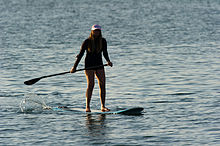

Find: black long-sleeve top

[73,38,110,69]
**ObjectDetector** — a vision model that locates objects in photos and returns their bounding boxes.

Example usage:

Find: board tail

[115,107,144,115]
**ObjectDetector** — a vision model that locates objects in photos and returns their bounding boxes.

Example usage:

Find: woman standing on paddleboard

[70,24,113,112]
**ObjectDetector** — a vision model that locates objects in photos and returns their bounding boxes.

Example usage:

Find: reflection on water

[85,114,107,137]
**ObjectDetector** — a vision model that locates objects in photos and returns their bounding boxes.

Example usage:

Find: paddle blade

[24,77,41,85]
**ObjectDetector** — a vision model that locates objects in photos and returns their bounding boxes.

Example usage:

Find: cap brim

[92,28,101,30]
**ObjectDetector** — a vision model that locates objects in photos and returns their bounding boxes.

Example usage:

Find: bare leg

[95,68,110,112]
[85,70,95,112]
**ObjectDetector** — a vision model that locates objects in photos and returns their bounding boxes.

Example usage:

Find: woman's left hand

[107,61,113,67]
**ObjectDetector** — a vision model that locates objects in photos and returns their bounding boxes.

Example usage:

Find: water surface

[1,0,220,145]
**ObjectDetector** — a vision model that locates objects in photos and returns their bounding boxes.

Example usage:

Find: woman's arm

[70,39,87,73]
[102,38,113,67]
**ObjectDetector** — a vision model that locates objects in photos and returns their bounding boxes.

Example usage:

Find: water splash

[20,94,51,113]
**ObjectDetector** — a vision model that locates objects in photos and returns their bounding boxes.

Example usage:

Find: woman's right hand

[70,67,76,73]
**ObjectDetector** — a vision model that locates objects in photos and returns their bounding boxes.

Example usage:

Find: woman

[70,24,113,112]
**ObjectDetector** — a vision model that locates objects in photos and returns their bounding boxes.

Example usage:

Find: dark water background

[1,0,220,145]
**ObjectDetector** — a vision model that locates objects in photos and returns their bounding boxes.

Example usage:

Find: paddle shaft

[43,64,108,78]
[24,64,108,85]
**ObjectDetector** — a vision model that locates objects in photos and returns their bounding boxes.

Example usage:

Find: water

[1,0,220,145]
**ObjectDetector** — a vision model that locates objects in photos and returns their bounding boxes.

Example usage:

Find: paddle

[24,64,108,85]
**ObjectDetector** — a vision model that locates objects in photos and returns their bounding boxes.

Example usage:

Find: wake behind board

[53,106,144,115]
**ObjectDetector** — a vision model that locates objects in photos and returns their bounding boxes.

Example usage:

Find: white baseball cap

[91,24,101,30]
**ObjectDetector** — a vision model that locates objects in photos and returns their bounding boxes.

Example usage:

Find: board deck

[52,106,144,115]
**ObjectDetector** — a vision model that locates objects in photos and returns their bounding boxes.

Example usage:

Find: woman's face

[92,30,101,37]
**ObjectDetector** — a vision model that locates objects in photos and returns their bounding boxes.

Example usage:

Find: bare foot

[101,107,110,112]
[86,108,91,112]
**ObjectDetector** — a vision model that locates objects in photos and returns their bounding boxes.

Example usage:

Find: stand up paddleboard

[52,106,144,115]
